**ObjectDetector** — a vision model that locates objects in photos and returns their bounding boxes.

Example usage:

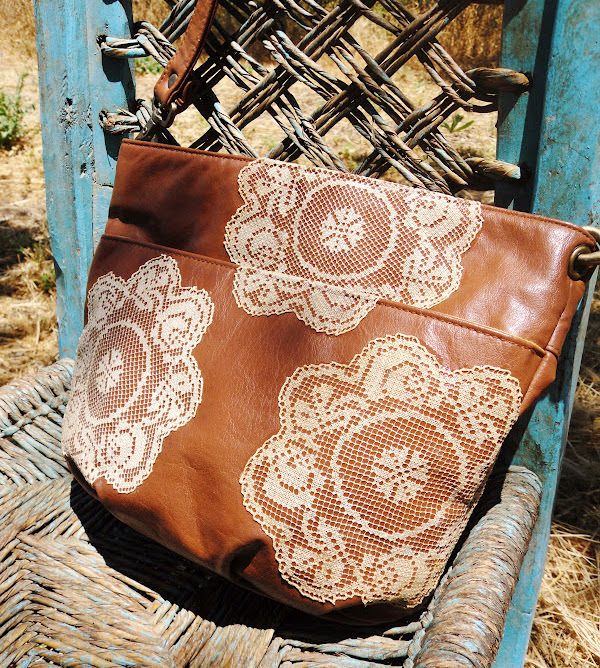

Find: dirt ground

[0,58,56,384]
[0,36,598,667]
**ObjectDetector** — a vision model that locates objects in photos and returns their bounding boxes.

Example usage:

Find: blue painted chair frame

[30,1,600,665]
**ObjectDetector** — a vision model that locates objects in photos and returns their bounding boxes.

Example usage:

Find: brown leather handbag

[61,0,599,623]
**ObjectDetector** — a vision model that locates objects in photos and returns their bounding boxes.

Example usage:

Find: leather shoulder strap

[153,0,220,113]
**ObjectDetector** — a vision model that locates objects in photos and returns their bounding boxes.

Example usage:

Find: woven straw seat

[0,360,541,666]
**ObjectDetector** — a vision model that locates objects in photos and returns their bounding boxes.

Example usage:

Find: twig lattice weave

[100,0,526,194]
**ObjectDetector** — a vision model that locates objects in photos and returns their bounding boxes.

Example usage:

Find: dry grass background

[0,1,598,665]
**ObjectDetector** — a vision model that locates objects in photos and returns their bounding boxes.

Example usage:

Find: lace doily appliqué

[224,160,483,335]
[62,255,214,493]
[240,335,522,605]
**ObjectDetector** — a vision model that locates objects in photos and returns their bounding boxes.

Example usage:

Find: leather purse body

[61,0,598,623]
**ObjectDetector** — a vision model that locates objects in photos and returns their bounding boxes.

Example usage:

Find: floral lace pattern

[62,255,214,493]
[225,160,483,335]
[240,334,522,605]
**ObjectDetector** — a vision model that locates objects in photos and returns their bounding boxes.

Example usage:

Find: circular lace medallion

[240,334,522,605]
[225,160,483,335]
[62,255,214,493]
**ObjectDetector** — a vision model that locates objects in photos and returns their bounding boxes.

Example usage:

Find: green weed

[22,237,56,294]
[441,113,474,134]
[135,56,164,75]
[0,74,33,150]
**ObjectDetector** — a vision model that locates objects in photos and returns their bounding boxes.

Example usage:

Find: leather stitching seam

[101,233,545,355]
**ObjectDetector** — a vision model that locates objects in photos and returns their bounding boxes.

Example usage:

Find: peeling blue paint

[33,0,134,357]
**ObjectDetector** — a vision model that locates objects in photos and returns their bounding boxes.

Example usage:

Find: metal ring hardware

[135,99,178,141]
[569,225,600,281]
[151,100,178,128]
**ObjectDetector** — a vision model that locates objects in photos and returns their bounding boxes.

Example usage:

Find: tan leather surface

[68,139,592,621]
